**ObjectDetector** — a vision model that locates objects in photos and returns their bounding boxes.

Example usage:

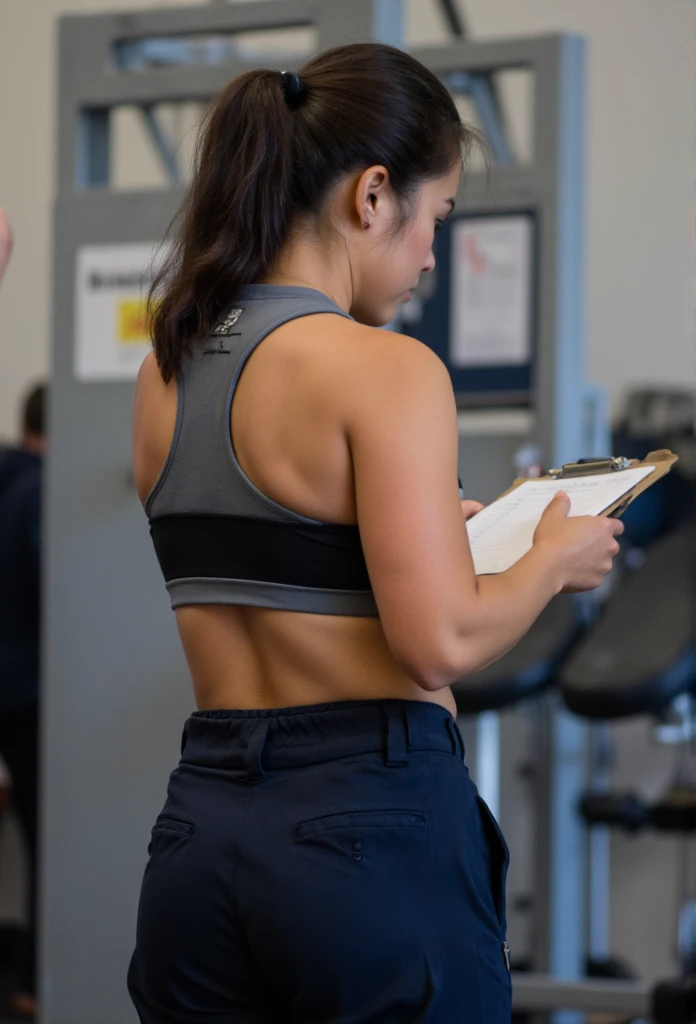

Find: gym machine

[541,398,696,1021]
[456,395,696,1021]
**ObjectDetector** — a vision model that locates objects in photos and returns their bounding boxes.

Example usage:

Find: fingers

[610,517,625,536]
[599,515,624,538]
[460,500,485,521]
[544,491,571,518]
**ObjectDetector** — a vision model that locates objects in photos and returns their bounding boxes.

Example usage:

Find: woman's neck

[262,231,353,314]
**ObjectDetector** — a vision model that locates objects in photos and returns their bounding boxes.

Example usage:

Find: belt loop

[180,722,189,756]
[446,716,464,760]
[384,703,409,767]
[244,719,271,782]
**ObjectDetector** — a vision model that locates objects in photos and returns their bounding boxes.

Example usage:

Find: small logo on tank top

[212,308,243,336]
[205,308,244,354]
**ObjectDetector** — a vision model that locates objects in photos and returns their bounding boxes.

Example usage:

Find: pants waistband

[180,699,464,782]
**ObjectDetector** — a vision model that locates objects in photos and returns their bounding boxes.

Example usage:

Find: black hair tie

[280,70,304,108]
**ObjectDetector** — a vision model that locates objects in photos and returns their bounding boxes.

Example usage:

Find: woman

[129,43,622,1023]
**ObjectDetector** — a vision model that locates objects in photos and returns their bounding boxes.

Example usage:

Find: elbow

[415,672,452,693]
[396,634,475,693]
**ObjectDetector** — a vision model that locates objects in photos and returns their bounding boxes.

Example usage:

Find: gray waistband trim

[166,577,379,617]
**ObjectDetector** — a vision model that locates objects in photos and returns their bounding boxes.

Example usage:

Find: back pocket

[152,816,195,839]
[294,809,426,862]
[294,809,425,841]
[147,816,195,855]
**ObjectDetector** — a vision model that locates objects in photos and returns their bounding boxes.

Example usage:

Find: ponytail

[150,70,295,382]
[150,44,478,381]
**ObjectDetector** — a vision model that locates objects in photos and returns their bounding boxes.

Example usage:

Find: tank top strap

[145,285,352,522]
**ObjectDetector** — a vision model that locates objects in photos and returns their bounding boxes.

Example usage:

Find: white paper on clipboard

[450,215,533,367]
[466,466,655,575]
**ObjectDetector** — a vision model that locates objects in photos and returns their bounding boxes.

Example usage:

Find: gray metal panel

[58,0,319,108]
[41,190,188,1023]
[533,38,589,1008]
[412,35,562,77]
[58,0,403,190]
[533,35,587,469]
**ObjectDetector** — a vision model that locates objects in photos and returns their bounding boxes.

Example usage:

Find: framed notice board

[401,209,539,406]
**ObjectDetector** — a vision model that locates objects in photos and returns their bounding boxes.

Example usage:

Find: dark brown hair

[22,383,47,437]
[150,42,478,382]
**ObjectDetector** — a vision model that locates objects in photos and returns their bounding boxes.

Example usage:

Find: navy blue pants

[128,699,511,1023]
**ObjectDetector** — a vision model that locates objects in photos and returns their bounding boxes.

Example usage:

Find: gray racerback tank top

[146,284,378,617]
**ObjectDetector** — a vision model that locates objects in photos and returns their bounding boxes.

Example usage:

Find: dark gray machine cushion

[560,525,696,720]
[452,595,583,714]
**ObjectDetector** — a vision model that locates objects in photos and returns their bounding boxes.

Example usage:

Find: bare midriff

[175,604,457,718]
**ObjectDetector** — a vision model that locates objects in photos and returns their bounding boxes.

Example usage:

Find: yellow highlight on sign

[117,298,149,345]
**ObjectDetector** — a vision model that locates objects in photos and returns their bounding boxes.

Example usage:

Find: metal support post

[512,974,652,1017]
[476,712,501,819]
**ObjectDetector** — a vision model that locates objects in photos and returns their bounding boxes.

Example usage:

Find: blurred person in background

[0,208,14,811]
[0,207,44,1020]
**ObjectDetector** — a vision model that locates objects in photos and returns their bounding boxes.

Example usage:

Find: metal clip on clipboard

[548,457,632,480]
[478,449,676,527]
[543,450,678,519]
[547,457,634,517]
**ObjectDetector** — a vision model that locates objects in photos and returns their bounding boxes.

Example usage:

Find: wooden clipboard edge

[494,449,679,518]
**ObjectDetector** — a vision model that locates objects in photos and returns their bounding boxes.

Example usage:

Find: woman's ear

[354,165,391,230]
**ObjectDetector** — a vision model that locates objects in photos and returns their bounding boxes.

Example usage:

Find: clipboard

[496,449,678,518]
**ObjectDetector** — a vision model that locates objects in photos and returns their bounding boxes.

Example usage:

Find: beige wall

[0,0,197,443]
[0,0,693,439]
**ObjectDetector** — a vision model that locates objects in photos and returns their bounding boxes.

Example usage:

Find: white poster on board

[450,215,532,367]
[74,242,167,382]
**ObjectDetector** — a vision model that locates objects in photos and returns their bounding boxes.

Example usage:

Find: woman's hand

[461,500,484,521]
[533,491,624,592]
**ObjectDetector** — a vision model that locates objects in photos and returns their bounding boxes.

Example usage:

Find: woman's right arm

[345,331,622,692]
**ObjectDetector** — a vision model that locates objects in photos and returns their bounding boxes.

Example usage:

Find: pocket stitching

[152,817,195,838]
[294,809,426,841]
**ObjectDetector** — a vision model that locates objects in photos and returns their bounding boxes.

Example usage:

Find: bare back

[133,313,457,717]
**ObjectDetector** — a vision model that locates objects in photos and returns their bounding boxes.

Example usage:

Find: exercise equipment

[558,489,696,1016]
[453,596,584,715]
[512,971,696,1021]
[561,524,696,720]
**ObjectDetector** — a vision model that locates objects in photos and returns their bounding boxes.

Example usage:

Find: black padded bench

[560,524,696,720]
[452,595,584,714]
